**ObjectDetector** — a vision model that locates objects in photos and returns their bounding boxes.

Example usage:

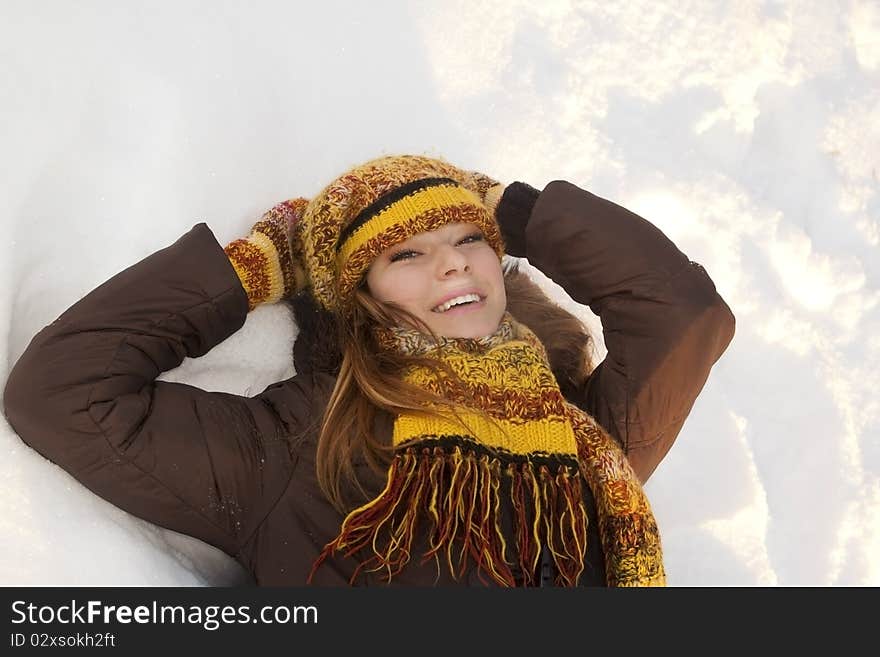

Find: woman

[3,154,735,586]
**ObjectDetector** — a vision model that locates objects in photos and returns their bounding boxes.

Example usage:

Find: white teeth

[433,293,481,313]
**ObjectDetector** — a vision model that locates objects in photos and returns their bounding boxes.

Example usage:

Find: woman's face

[365,222,506,339]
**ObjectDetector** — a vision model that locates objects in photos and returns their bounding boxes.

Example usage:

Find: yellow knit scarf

[310,313,665,586]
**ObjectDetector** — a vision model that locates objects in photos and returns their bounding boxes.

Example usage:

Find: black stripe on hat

[336,177,459,251]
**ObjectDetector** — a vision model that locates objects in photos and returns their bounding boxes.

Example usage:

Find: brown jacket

[3,180,735,586]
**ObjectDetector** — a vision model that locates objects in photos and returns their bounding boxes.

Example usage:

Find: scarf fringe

[308,444,589,586]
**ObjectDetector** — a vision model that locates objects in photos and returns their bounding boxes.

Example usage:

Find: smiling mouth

[432,295,486,314]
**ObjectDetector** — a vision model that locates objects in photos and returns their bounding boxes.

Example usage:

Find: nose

[436,243,470,276]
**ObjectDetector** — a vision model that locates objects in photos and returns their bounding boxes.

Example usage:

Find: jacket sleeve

[2,223,315,558]
[524,181,736,483]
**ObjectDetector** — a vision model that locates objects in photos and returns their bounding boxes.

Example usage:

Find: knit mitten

[224,198,308,311]
[464,170,540,259]
[493,181,541,258]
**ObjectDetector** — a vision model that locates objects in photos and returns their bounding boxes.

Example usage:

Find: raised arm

[496,180,736,482]
[3,220,315,558]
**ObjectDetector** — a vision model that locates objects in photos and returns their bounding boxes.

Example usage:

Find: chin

[439,320,500,340]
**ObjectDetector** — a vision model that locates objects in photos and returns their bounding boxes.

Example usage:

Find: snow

[1,0,877,586]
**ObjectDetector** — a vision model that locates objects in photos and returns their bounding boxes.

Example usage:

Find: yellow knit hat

[297,154,506,313]
[225,154,506,313]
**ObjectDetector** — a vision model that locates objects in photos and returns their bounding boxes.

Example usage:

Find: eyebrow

[400,225,477,248]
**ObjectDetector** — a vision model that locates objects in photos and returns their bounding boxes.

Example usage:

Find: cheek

[368,268,426,307]
[476,252,504,287]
